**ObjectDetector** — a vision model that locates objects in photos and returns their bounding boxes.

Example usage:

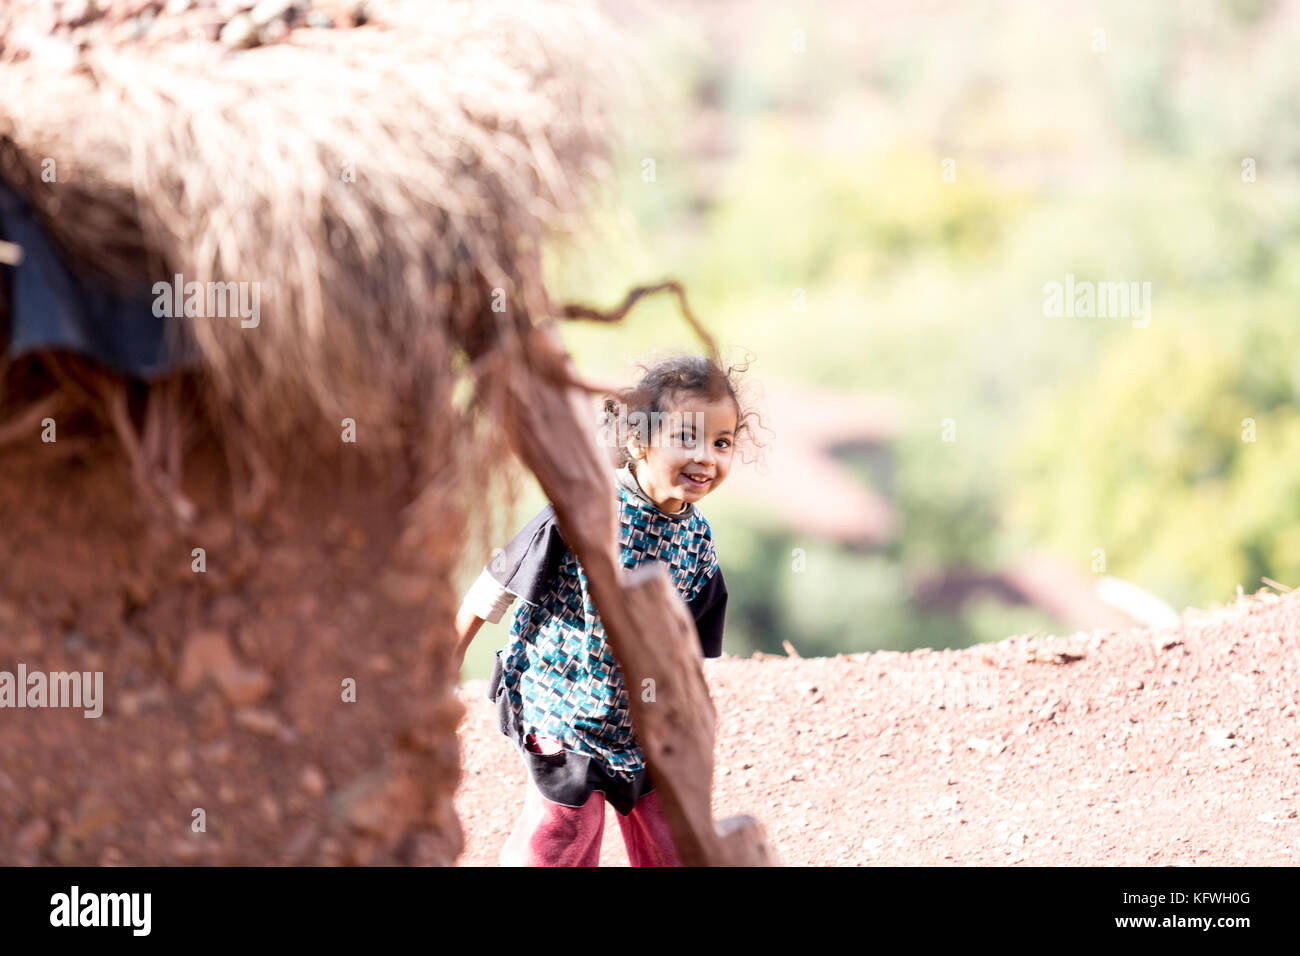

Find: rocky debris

[15,818,52,853]
[1206,727,1238,749]
[170,836,203,862]
[64,794,120,841]
[215,666,273,706]
[454,588,1300,866]
[233,707,295,740]
[1027,648,1085,665]
[120,683,169,716]
[279,822,320,861]
[329,765,425,855]
[299,765,327,796]
[178,629,273,706]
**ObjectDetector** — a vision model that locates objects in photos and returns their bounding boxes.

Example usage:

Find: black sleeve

[686,566,727,659]
[487,503,569,606]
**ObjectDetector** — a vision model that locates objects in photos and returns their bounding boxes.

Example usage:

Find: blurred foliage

[1008,302,1300,608]
[458,0,1300,677]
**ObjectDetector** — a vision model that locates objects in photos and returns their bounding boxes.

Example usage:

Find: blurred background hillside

[460,0,1300,678]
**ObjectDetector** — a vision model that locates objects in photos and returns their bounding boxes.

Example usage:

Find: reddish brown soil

[0,447,464,866]
[455,590,1300,866]
[6,437,1296,867]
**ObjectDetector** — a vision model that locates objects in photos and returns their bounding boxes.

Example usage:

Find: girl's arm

[453,603,485,671]
[686,565,728,658]
[452,501,564,673]
[453,565,520,673]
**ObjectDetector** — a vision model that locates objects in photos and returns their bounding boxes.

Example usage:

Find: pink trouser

[499,778,683,867]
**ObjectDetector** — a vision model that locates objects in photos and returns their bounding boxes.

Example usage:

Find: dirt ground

[0,449,463,866]
[454,588,1300,866]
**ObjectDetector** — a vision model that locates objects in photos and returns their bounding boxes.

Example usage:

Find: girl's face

[627,391,737,514]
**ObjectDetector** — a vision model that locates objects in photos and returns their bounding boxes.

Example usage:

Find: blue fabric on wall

[0,179,197,380]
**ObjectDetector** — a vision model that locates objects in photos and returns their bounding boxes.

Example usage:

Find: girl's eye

[716,438,731,449]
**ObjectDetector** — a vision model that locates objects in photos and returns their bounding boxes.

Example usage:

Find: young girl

[455,354,749,866]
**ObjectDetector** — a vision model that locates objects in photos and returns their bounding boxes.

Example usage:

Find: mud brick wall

[0,449,465,865]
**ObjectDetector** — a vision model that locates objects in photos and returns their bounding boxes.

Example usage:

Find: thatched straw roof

[0,0,626,530]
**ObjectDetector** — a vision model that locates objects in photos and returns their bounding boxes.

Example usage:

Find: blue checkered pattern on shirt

[499,481,719,773]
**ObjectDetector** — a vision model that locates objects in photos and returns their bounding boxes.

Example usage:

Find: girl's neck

[630,462,688,514]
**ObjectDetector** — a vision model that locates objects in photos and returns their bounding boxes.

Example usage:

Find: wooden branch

[498,320,777,867]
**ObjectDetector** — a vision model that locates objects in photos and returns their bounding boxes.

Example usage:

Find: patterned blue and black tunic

[464,462,727,815]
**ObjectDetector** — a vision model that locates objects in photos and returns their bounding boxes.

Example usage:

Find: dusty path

[454,590,1300,865]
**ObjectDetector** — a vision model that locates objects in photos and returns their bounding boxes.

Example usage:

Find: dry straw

[0,0,641,539]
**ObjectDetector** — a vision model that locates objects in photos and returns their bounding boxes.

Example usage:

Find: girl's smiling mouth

[683,472,713,488]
